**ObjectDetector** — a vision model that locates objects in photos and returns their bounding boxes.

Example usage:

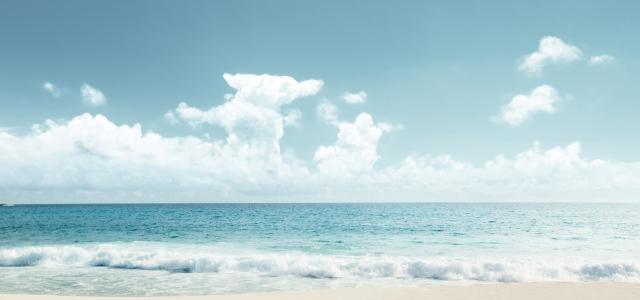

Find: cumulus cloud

[1,113,640,202]
[377,141,640,201]
[589,54,614,65]
[168,74,322,126]
[518,36,582,73]
[3,73,640,203]
[42,81,61,97]
[165,73,323,168]
[493,85,561,126]
[81,83,107,106]
[341,91,367,104]
[0,113,310,200]
[314,113,392,177]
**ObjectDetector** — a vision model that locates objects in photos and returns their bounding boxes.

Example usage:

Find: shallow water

[1,203,639,295]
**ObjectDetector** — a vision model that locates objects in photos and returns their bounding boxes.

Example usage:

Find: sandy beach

[2,283,639,300]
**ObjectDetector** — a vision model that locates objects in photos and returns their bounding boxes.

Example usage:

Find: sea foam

[1,243,638,282]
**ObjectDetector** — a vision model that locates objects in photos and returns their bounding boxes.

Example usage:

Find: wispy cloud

[163,110,179,124]
[589,54,614,65]
[316,100,339,125]
[283,109,302,127]
[341,91,367,104]
[81,83,107,106]
[42,81,61,98]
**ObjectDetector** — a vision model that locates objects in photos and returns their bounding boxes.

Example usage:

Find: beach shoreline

[2,282,639,300]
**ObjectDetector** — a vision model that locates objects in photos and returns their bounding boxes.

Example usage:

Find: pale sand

[2,283,639,300]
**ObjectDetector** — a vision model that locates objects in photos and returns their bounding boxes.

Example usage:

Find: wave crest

[1,244,639,282]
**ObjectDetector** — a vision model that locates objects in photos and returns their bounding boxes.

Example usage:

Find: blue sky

[1,0,639,202]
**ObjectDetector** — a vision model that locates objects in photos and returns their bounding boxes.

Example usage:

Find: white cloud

[376,141,640,202]
[283,109,302,127]
[0,113,310,200]
[314,113,391,177]
[3,73,640,203]
[222,73,323,108]
[1,113,640,202]
[2,114,639,202]
[166,73,323,169]
[163,110,179,124]
[81,83,107,106]
[518,36,582,73]
[316,100,339,125]
[341,91,367,104]
[42,81,61,98]
[493,85,561,126]
[589,54,614,65]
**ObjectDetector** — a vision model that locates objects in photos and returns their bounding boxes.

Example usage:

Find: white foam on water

[1,243,639,282]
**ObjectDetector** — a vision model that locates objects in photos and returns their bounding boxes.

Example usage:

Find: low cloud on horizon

[1,72,639,203]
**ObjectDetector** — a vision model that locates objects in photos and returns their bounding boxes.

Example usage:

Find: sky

[1,0,639,203]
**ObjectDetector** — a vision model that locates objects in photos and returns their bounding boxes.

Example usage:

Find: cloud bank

[1,112,638,202]
[2,73,639,203]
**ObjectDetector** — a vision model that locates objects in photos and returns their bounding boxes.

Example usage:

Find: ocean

[1,203,639,296]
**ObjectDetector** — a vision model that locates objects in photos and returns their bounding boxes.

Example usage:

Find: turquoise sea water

[1,203,639,295]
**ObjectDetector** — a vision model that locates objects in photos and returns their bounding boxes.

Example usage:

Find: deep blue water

[1,203,639,295]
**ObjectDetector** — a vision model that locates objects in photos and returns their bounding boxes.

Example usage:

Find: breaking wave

[1,244,639,282]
